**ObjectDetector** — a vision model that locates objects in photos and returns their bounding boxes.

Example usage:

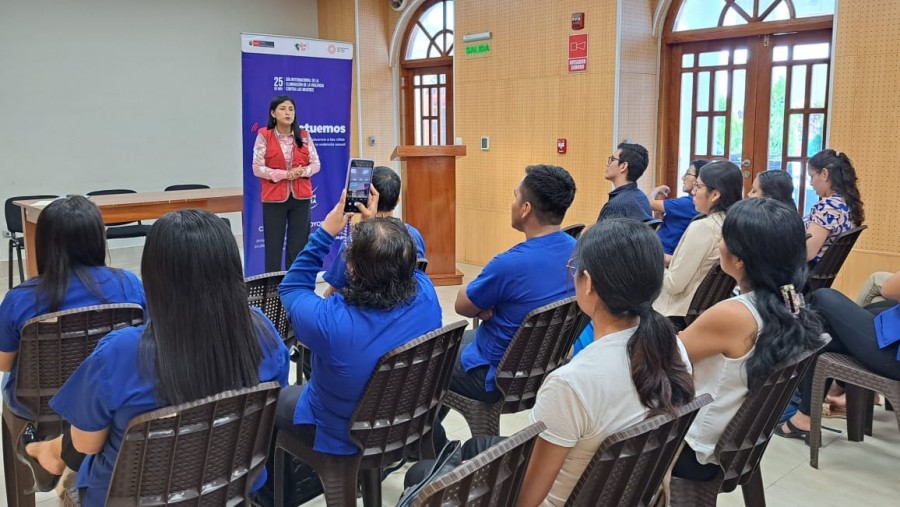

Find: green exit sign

[465,42,491,58]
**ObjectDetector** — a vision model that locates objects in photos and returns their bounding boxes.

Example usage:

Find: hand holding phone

[322,190,353,236]
[344,159,375,212]
[355,185,380,220]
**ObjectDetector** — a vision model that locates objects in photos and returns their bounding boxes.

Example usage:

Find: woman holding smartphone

[252,95,321,272]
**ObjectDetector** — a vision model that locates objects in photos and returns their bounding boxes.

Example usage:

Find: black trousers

[262,195,311,272]
[432,329,502,449]
[797,288,900,415]
[671,445,720,482]
[274,384,316,444]
[60,423,85,472]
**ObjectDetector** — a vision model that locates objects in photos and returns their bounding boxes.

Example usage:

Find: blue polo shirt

[0,267,146,419]
[279,227,442,455]
[460,231,576,392]
[597,182,653,223]
[323,223,427,290]
[49,307,289,507]
[657,196,700,255]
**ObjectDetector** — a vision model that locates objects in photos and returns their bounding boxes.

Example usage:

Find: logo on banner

[249,40,275,48]
[295,42,309,52]
[568,34,588,73]
[250,121,260,133]
[328,44,337,55]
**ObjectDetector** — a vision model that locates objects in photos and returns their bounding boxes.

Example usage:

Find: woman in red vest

[252,95,321,272]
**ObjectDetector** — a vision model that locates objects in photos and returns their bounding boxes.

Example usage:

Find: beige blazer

[653,212,725,317]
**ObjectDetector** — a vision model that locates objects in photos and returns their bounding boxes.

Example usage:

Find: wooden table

[15,187,243,279]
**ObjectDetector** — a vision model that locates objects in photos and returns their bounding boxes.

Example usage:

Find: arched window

[660,0,835,214]
[674,0,836,31]
[401,0,454,146]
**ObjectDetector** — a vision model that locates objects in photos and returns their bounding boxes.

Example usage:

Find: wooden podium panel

[392,145,466,286]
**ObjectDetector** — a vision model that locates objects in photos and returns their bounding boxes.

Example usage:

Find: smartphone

[344,158,375,212]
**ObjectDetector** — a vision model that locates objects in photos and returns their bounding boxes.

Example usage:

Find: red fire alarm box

[557,138,567,154]
[572,13,584,30]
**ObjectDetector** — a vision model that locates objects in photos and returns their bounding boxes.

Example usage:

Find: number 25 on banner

[568,34,588,73]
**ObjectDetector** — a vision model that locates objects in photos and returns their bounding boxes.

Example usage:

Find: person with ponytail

[20,210,290,505]
[804,149,864,264]
[672,199,823,481]
[253,95,322,272]
[654,160,743,329]
[517,219,695,506]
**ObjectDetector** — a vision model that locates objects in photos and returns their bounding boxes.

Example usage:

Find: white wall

[0,0,318,260]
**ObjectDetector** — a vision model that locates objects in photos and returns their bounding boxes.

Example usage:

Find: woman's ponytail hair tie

[780,284,805,318]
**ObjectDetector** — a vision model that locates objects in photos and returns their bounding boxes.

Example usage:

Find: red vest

[258,128,312,202]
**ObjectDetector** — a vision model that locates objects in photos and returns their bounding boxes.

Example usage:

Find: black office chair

[163,185,231,227]
[85,189,153,239]
[164,184,210,191]
[5,195,58,288]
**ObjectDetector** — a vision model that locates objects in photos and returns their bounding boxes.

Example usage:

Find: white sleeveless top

[684,292,763,464]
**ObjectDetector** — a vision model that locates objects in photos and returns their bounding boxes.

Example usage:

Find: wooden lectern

[391,145,466,286]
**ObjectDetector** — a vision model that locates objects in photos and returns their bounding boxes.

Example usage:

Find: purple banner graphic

[241,33,353,276]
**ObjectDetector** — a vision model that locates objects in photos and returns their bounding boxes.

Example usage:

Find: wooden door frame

[657,2,833,192]
[400,61,455,146]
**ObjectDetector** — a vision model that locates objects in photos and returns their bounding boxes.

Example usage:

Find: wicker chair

[409,422,546,507]
[669,338,830,507]
[682,264,737,329]
[245,271,309,384]
[566,394,713,507]
[274,320,467,507]
[62,382,281,506]
[807,225,866,293]
[562,223,586,239]
[444,297,590,437]
[1,304,144,507]
[809,352,900,468]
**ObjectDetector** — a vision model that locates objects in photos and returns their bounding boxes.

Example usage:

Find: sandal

[774,419,809,443]
[16,424,61,493]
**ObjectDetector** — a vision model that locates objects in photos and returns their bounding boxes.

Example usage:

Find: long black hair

[698,161,743,214]
[139,210,278,405]
[24,196,109,311]
[267,95,306,148]
[573,219,695,416]
[808,149,864,226]
[722,199,823,389]
[756,170,795,206]
[344,218,418,310]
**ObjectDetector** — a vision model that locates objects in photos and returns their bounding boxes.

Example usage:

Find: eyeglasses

[693,182,709,191]
[607,156,620,165]
[682,172,697,180]
[567,258,578,279]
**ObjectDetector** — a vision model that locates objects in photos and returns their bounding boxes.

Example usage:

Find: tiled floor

[1,247,899,506]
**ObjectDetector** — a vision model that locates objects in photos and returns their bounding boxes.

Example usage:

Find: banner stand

[241,33,353,276]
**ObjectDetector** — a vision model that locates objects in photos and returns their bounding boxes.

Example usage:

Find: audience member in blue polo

[277,190,442,459]
[323,165,426,295]
[20,210,289,506]
[596,142,653,223]
[433,164,577,448]
[0,196,145,420]
[649,160,706,255]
